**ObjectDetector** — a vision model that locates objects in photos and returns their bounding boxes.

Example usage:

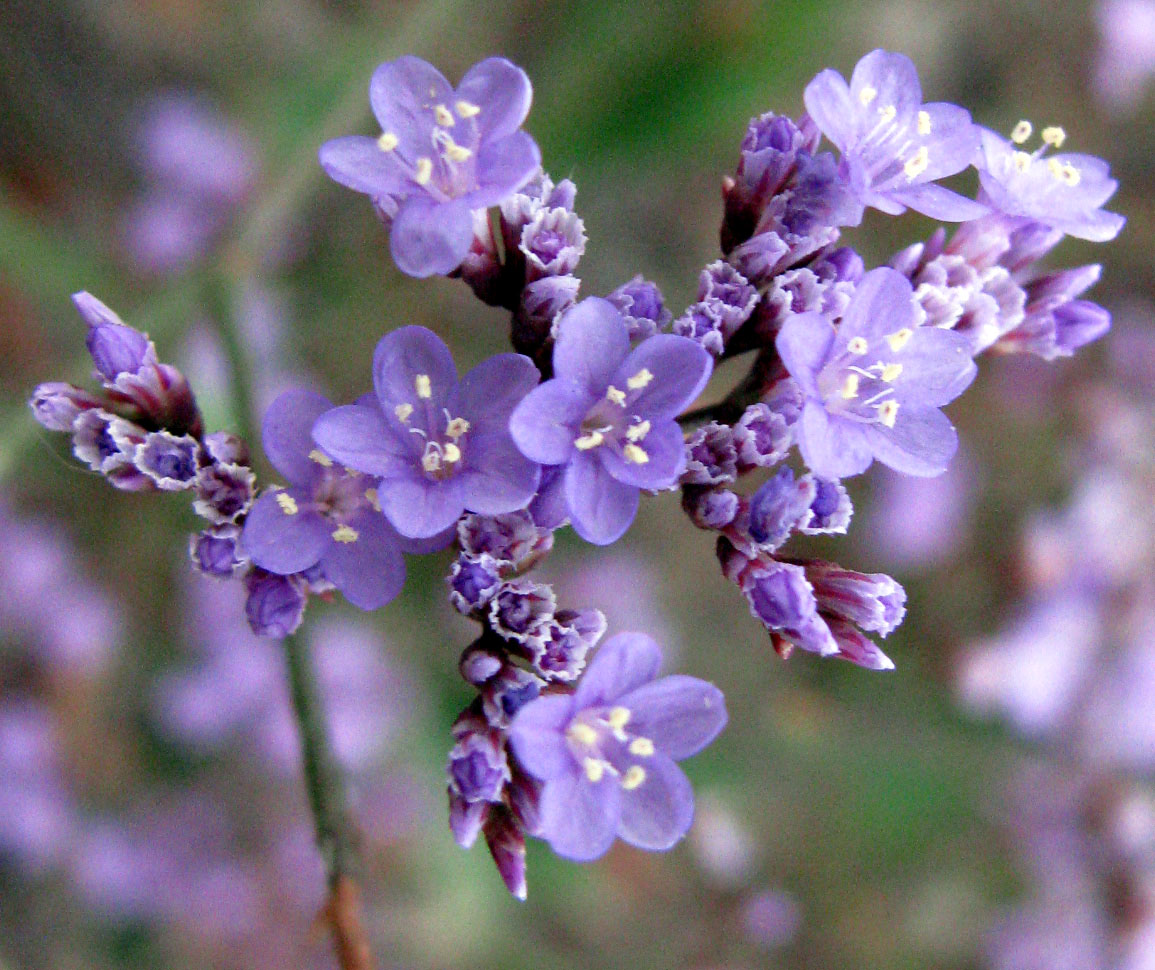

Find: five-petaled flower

[313,326,542,538]
[240,390,408,610]
[776,267,977,479]
[804,49,986,221]
[508,632,727,861]
[320,56,541,277]
[509,298,713,545]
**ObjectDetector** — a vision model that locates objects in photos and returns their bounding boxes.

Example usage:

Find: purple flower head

[746,467,817,551]
[776,267,977,479]
[319,56,541,277]
[508,632,727,861]
[448,710,511,804]
[606,276,672,342]
[975,126,1125,242]
[189,524,247,578]
[74,291,158,382]
[313,327,541,539]
[241,389,407,611]
[136,431,201,490]
[29,382,102,432]
[804,49,986,221]
[682,422,739,487]
[510,298,713,545]
[244,570,306,638]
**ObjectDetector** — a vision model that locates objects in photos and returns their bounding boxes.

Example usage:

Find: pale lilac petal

[889,182,989,221]
[574,632,663,709]
[318,509,405,610]
[451,352,540,434]
[455,57,533,141]
[539,770,620,862]
[894,328,977,407]
[803,69,855,149]
[368,56,454,156]
[457,432,540,514]
[914,103,982,180]
[390,196,474,278]
[1068,207,1127,243]
[262,389,333,485]
[552,299,631,395]
[465,131,540,207]
[318,136,408,197]
[848,49,922,127]
[613,335,713,419]
[797,401,874,479]
[378,471,464,538]
[864,406,957,476]
[775,314,835,397]
[835,268,913,344]
[616,753,694,852]
[311,404,415,478]
[564,450,639,545]
[598,420,686,490]
[241,491,329,574]
[372,326,458,419]
[509,379,593,464]
[618,675,728,759]
[508,694,576,781]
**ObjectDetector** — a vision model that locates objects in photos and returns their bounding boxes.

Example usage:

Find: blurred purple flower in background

[1095,0,1155,113]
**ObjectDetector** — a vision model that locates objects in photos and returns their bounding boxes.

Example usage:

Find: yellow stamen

[443,442,462,464]
[377,131,399,152]
[332,525,359,543]
[574,430,604,451]
[904,146,930,179]
[308,449,333,467]
[880,362,903,383]
[414,157,433,185]
[847,336,869,355]
[628,737,655,757]
[584,757,606,783]
[885,328,914,352]
[623,443,649,464]
[275,492,298,515]
[415,374,432,399]
[917,110,932,136]
[858,85,878,106]
[445,417,470,438]
[455,99,481,118]
[607,707,631,730]
[622,765,646,790]
[626,420,651,442]
[878,104,897,124]
[877,399,899,428]
[627,368,654,390]
[568,723,597,745]
[840,373,860,400]
[605,386,626,406]
[444,140,472,162]
[1041,125,1066,148]
[394,403,413,423]
[1011,119,1033,144]
[1060,163,1081,186]
[364,487,380,511]
[422,451,441,473]
[433,104,454,127]
[1013,151,1032,173]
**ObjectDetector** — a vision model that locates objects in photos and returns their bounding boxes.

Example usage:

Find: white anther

[904,146,930,179]
[606,386,627,406]
[623,443,649,464]
[880,362,903,383]
[877,399,899,428]
[275,492,298,515]
[858,85,878,106]
[885,328,914,352]
[622,765,646,790]
[847,336,869,355]
[422,450,441,473]
[308,449,333,467]
[607,707,631,729]
[1013,151,1032,173]
[878,104,897,124]
[377,131,399,152]
[364,487,381,511]
[568,722,597,745]
[455,100,481,118]
[415,374,432,399]
[627,368,654,390]
[433,104,455,127]
[332,525,359,543]
[1041,125,1066,148]
[394,403,414,423]
[1011,120,1033,144]
[414,157,433,185]
[626,420,651,442]
[444,139,472,163]
[575,430,605,451]
[584,757,607,783]
[445,417,471,438]
[628,737,655,757]
[840,373,860,400]
[918,110,932,136]
[443,442,462,464]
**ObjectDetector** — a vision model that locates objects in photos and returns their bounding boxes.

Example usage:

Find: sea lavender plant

[27,46,1124,969]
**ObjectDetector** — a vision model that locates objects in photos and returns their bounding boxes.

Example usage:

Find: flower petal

[864,405,958,477]
[775,314,835,397]
[598,419,686,490]
[318,135,408,198]
[888,182,989,221]
[241,491,329,574]
[368,56,454,158]
[564,450,639,545]
[835,267,915,345]
[389,196,474,278]
[508,378,593,465]
[261,389,334,485]
[797,400,874,480]
[847,49,921,131]
[377,472,464,538]
[451,352,540,434]
[318,509,406,610]
[618,675,728,760]
[552,298,631,395]
[803,68,855,150]
[372,326,458,423]
[311,404,415,478]
[456,431,541,515]
[574,632,662,709]
[539,770,621,862]
[455,57,533,141]
[613,334,713,420]
[616,753,694,852]
[508,694,576,781]
[466,131,541,207]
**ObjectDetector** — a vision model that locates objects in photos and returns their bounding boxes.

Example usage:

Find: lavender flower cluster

[30,49,1123,899]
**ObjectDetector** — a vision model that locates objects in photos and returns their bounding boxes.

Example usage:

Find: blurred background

[2,0,1154,967]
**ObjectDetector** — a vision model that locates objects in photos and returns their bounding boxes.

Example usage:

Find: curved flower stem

[282,632,371,970]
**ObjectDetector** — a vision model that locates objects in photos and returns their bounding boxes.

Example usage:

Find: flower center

[572,370,657,464]
[564,705,656,790]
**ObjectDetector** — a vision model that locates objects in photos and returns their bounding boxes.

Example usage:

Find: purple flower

[509,298,712,544]
[803,49,986,221]
[313,327,541,539]
[975,127,1125,242]
[508,632,727,861]
[606,276,672,341]
[240,389,407,611]
[319,56,541,277]
[776,267,976,479]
